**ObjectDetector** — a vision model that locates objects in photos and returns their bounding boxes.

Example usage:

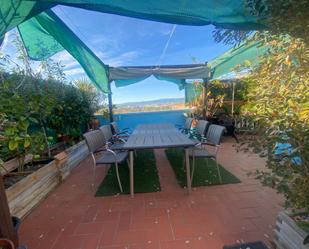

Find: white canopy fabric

[108,64,211,88]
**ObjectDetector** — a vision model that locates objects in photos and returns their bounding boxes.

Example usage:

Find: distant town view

[114,98,187,113]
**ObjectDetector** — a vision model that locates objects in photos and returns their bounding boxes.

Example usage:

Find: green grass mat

[165,148,240,187]
[96,149,161,196]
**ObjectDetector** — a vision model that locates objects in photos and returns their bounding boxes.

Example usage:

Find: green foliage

[0,33,105,164]
[47,80,101,142]
[213,0,309,46]
[241,34,309,211]
[0,90,45,167]
[212,0,309,212]
[188,80,247,117]
[259,0,309,44]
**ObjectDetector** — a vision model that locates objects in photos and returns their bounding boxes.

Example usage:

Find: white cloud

[0,31,15,52]
[64,67,84,77]
[53,51,79,69]
[90,35,120,51]
[60,50,140,79]
[97,50,140,66]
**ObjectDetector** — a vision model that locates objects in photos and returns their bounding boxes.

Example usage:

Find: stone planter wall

[274,211,309,249]
[5,140,89,219]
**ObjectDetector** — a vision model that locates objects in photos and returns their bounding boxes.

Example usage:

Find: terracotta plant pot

[0,238,15,249]
[90,118,99,130]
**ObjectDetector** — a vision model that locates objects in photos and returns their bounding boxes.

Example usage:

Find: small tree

[212,0,309,212]
[240,34,309,211]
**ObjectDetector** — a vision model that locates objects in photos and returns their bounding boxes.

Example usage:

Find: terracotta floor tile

[114,230,147,244]
[160,237,208,249]
[74,222,105,235]
[19,137,283,249]
[52,235,85,249]
[131,217,158,230]
[130,241,160,249]
[99,222,118,246]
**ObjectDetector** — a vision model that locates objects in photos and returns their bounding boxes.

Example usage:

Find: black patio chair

[189,124,226,184]
[83,130,128,192]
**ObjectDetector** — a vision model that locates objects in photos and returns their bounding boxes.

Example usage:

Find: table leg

[129,150,134,197]
[185,148,191,194]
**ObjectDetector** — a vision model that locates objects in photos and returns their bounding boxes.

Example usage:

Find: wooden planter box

[5,160,60,219]
[4,140,89,219]
[274,211,309,249]
[65,140,89,171]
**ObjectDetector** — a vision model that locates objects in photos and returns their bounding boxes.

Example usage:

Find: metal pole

[202,78,208,119]
[231,81,235,117]
[107,81,114,123]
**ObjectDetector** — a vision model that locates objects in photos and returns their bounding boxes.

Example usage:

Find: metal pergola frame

[106,63,211,122]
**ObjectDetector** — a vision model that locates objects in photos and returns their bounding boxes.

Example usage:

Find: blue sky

[1,6,231,104]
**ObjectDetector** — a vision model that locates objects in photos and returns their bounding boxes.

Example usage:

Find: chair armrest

[117,131,130,136]
[106,148,118,162]
[94,147,107,153]
[112,136,126,143]
[201,142,217,147]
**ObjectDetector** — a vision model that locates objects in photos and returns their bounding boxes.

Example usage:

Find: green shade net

[209,40,269,80]
[1,0,270,38]
[154,76,186,90]
[185,83,202,104]
[114,77,150,88]
[34,0,266,29]
[18,9,109,92]
[114,76,185,90]
[0,0,54,39]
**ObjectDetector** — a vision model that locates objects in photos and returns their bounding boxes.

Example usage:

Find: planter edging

[5,140,89,219]
[274,211,309,249]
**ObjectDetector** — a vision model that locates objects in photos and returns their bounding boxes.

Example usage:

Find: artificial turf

[95,149,161,196]
[165,148,241,187]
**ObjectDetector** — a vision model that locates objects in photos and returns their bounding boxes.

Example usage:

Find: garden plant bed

[3,140,89,219]
[3,159,53,189]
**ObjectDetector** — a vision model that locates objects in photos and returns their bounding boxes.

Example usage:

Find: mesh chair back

[206,124,226,145]
[111,122,120,134]
[83,130,106,153]
[184,118,193,130]
[196,120,209,137]
[99,125,113,141]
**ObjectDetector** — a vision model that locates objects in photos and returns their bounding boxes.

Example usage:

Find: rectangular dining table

[122,123,196,197]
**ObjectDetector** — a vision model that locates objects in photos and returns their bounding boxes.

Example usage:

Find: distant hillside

[116,98,184,108]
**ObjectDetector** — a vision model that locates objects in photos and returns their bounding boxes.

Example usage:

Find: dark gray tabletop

[123,123,196,150]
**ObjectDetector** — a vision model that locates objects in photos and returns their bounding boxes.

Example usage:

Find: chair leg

[115,162,123,192]
[90,153,97,192]
[190,154,195,182]
[215,158,222,184]
[92,164,96,192]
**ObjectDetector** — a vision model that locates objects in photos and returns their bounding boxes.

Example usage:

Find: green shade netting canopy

[209,40,269,80]
[17,10,109,92]
[1,0,269,38]
[184,40,269,103]
[185,83,202,104]
[1,1,269,94]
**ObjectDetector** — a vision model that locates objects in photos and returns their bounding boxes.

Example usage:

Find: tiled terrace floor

[19,137,283,249]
